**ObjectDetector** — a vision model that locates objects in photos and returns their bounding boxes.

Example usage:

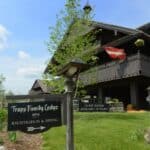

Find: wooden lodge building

[78,22,150,109]
[29,79,52,95]
[45,20,150,109]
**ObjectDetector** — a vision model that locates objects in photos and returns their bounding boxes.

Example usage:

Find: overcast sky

[0,0,150,94]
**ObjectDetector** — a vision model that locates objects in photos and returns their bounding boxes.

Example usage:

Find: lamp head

[57,58,89,77]
[83,1,92,15]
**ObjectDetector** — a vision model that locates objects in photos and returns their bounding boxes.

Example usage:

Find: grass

[42,112,150,150]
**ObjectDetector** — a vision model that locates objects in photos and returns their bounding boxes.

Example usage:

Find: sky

[0,0,150,94]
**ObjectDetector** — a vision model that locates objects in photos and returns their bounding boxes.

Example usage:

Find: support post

[97,86,103,103]
[65,77,75,150]
[130,81,139,108]
[61,98,67,125]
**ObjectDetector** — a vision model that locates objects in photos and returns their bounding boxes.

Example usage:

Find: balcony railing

[79,53,150,86]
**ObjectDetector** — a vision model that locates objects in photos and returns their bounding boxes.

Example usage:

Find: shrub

[8,132,17,143]
[0,137,4,145]
[0,109,7,131]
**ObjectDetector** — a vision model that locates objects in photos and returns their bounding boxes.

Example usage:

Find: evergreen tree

[45,0,95,95]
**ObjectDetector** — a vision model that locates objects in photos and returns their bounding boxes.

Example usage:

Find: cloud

[0,24,9,50]
[18,50,30,59]
[16,65,45,78]
[0,53,48,94]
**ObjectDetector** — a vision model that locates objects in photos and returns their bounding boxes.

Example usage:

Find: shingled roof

[91,21,140,35]
[137,22,150,34]
[29,79,52,95]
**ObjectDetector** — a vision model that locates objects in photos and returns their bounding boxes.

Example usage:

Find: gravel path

[0,131,42,150]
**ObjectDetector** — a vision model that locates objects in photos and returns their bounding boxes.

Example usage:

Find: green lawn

[42,112,150,150]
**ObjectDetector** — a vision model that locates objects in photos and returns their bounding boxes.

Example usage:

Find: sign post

[7,94,64,134]
[65,78,74,150]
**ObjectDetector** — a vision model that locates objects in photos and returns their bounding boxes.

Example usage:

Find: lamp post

[58,58,88,150]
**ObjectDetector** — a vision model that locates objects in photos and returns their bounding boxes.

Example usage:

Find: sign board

[79,102,109,112]
[8,101,61,134]
[109,103,124,112]
[79,101,124,112]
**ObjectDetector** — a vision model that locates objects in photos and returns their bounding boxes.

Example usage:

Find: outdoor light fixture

[57,58,89,77]
[83,2,92,15]
[134,38,145,53]
[57,58,88,150]
[134,38,145,47]
[67,66,78,77]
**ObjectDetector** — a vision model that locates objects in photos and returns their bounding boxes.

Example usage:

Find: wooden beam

[6,94,64,101]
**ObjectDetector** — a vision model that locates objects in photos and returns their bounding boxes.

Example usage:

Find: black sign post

[7,94,64,134]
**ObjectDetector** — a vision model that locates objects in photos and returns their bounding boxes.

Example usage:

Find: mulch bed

[0,131,42,150]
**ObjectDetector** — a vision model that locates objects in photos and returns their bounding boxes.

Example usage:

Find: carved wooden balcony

[79,53,150,86]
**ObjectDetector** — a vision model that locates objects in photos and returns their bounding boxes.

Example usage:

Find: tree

[0,74,5,88]
[0,75,5,108]
[6,90,14,96]
[45,0,95,96]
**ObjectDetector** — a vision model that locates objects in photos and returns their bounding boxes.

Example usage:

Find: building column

[97,86,104,103]
[130,81,139,108]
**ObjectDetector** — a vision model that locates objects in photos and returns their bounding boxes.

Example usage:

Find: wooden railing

[79,53,150,86]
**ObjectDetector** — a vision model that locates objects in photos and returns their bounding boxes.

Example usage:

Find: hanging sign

[8,101,61,134]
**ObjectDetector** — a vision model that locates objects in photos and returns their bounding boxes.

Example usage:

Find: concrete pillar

[97,86,103,103]
[130,81,139,108]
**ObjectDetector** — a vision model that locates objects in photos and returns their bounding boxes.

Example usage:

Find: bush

[8,132,17,142]
[0,109,7,131]
[0,137,4,145]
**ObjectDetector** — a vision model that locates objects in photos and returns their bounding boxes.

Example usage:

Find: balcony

[79,53,150,86]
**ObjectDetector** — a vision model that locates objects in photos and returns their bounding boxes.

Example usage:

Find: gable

[137,22,150,35]
[44,20,146,74]
[29,80,51,95]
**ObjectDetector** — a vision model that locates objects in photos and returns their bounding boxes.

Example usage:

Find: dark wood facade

[45,21,150,109]
[79,53,150,109]
[78,22,150,109]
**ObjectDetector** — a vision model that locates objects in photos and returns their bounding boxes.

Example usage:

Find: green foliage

[0,109,7,131]
[74,79,87,98]
[6,90,14,96]
[43,112,150,150]
[106,98,120,104]
[0,109,7,122]
[0,74,6,108]
[0,137,4,145]
[43,75,65,94]
[129,128,144,141]
[47,0,82,57]
[0,74,5,91]
[45,0,96,96]
[8,132,17,143]
[47,0,95,71]
[0,74,5,83]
